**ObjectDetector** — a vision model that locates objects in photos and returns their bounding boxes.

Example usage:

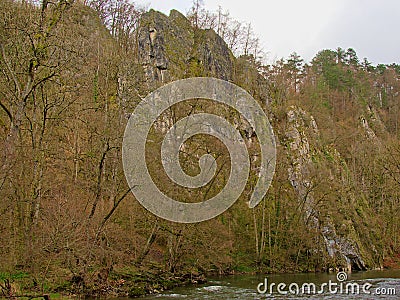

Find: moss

[0,271,29,280]
[233,264,255,273]
[128,285,146,297]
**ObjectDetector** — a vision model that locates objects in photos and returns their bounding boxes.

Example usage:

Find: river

[136,270,400,299]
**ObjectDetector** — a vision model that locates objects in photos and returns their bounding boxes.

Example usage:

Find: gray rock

[285,106,367,271]
[137,9,234,86]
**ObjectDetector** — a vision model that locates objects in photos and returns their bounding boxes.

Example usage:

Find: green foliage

[312,49,356,91]
[0,272,29,280]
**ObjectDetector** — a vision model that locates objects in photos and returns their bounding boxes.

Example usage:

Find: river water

[137,270,400,299]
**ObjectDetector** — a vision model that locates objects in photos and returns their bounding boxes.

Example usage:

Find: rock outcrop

[285,106,369,271]
[137,9,235,88]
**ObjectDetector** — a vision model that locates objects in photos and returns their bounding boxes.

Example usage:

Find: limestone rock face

[137,9,234,87]
[285,106,368,271]
[138,10,173,85]
[193,29,234,81]
[286,107,314,219]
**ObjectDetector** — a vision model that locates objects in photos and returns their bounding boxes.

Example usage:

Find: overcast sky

[134,0,400,65]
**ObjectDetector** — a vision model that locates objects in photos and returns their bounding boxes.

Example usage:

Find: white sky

[134,0,400,65]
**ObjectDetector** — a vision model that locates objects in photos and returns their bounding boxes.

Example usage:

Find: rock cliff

[285,106,369,270]
[130,9,382,271]
[137,9,235,87]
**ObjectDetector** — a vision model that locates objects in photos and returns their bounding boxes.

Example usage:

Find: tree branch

[95,186,134,240]
[89,141,111,219]
[0,100,12,123]
[0,43,21,98]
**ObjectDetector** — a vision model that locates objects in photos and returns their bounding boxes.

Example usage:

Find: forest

[0,0,399,298]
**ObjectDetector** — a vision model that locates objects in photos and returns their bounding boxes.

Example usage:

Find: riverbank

[383,252,400,270]
[75,267,207,298]
[2,259,399,299]
[0,266,207,299]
